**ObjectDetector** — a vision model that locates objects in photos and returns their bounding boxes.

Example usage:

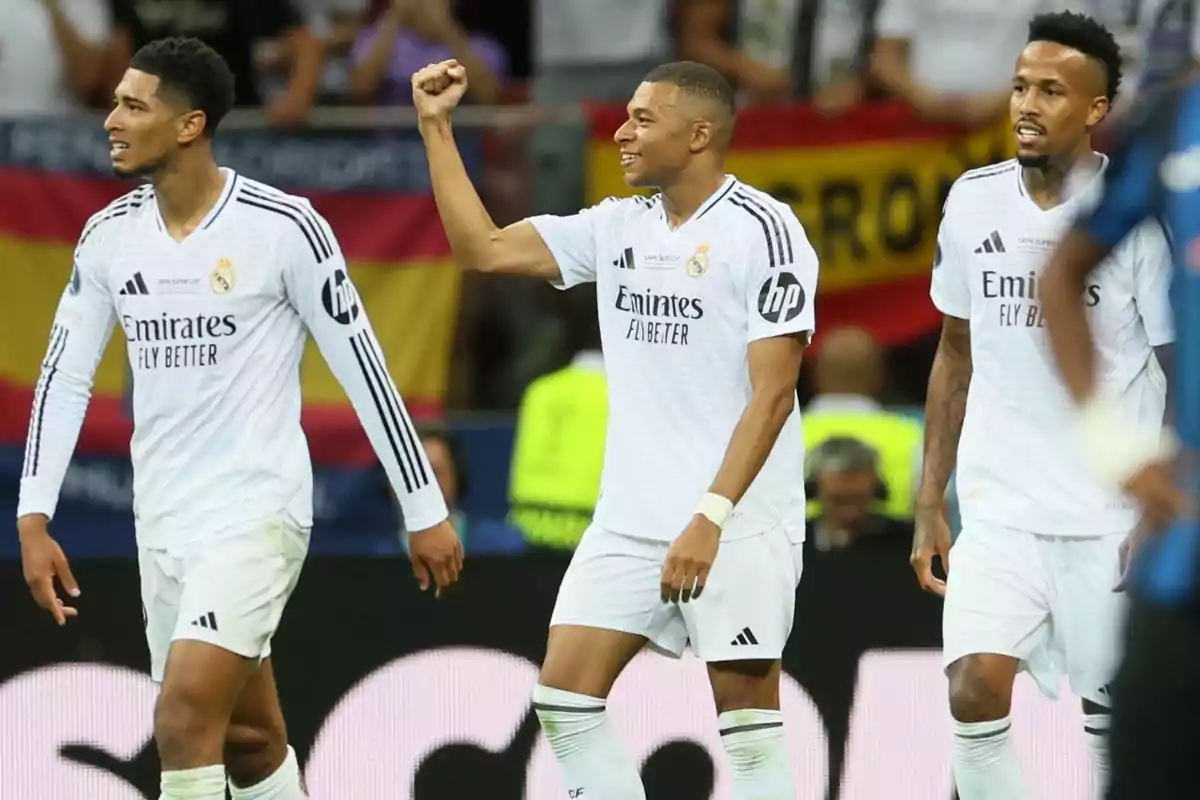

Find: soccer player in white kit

[908,13,1174,800]
[14,38,463,800]
[414,60,816,798]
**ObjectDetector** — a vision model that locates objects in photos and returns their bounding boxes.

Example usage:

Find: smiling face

[1010,40,1109,170]
[104,68,207,178]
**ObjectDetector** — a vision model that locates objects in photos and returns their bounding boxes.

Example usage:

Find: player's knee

[947,657,1013,723]
[154,687,226,764]
[224,721,287,787]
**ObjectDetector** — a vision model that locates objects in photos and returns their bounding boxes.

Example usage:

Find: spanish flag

[587,101,1014,348]
[0,161,458,469]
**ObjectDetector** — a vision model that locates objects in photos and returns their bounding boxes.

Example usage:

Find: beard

[1017,153,1051,170]
[112,150,171,180]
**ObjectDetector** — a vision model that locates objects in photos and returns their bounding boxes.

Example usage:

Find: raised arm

[412,60,565,282]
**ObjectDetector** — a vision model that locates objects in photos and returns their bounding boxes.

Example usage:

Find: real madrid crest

[211,258,236,294]
[686,244,709,278]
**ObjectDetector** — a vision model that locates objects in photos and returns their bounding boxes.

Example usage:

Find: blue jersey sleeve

[1079,112,1164,250]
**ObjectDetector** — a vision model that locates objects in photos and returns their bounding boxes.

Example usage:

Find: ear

[689,119,714,153]
[1086,96,1110,129]
[176,109,208,146]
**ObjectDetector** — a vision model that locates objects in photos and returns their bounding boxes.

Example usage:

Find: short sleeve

[527,198,619,290]
[1131,220,1175,347]
[874,0,916,39]
[929,195,971,319]
[745,206,818,344]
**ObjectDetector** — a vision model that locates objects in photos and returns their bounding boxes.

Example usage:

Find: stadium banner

[0,118,473,545]
[0,543,1091,799]
[586,102,1015,346]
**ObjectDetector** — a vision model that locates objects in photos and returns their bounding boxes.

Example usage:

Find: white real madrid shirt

[529,176,818,544]
[17,169,448,547]
[932,158,1174,537]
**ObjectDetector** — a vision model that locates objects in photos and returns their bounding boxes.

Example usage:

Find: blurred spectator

[675,0,882,112]
[106,0,324,124]
[259,0,369,103]
[869,0,1084,125]
[507,289,607,553]
[805,436,908,551]
[347,0,505,105]
[0,0,112,113]
[804,327,923,520]
[531,0,669,213]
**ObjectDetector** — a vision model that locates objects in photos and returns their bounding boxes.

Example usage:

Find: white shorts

[138,517,310,683]
[549,525,804,662]
[942,522,1126,706]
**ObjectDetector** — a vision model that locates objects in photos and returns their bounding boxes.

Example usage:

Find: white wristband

[695,492,734,529]
[1076,395,1178,487]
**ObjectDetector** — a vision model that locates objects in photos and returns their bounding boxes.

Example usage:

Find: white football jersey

[17,169,448,547]
[932,158,1174,537]
[529,175,817,544]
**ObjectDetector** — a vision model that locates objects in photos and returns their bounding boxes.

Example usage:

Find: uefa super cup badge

[211,258,236,294]
[686,245,709,277]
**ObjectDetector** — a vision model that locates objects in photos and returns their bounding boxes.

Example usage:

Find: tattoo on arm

[919,316,972,506]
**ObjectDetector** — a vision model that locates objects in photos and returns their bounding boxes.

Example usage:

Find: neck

[152,151,225,230]
[660,163,726,228]
[1022,143,1098,209]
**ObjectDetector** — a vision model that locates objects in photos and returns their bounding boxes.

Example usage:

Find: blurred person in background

[675,0,883,112]
[0,0,113,113]
[803,326,923,521]
[347,0,505,106]
[870,0,1087,125]
[912,13,1172,799]
[507,285,607,555]
[105,0,325,124]
[805,436,909,552]
[258,0,369,105]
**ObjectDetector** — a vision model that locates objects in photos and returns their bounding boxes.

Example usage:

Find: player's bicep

[747,333,806,397]
[938,314,971,364]
[527,200,619,289]
[49,256,117,380]
[477,219,564,282]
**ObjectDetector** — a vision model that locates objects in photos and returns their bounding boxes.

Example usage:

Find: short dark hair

[643,61,736,120]
[130,37,236,137]
[1028,11,1123,101]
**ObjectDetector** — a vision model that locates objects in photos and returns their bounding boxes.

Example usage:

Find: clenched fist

[412,59,468,122]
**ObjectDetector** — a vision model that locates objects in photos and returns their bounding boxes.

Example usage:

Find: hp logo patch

[321,268,360,325]
[757,272,805,323]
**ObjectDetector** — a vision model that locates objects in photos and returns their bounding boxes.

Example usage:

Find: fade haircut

[130,37,236,137]
[1028,11,1123,101]
[643,61,737,131]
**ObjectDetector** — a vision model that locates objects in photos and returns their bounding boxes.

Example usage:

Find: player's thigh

[1053,532,1126,706]
[685,529,801,711]
[225,659,288,787]
[542,526,677,697]
[1106,599,1200,799]
[172,517,310,665]
[139,546,184,684]
[943,524,1051,669]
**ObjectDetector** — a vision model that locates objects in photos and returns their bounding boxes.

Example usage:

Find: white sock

[951,717,1026,800]
[717,708,795,799]
[532,684,646,800]
[229,746,306,799]
[160,764,227,800]
[1083,713,1111,800]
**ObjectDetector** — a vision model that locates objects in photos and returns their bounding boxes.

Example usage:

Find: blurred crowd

[3,0,1196,555]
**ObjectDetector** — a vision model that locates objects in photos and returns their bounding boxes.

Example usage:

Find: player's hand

[412,60,468,122]
[1122,459,1187,534]
[910,500,951,596]
[408,518,464,598]
[17,515,80,626]
[661,516,720,603]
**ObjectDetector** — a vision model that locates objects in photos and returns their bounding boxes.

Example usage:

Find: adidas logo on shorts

[190,611,219,631]
[729,627,758,646]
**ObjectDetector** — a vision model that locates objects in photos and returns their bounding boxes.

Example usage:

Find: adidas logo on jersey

[118,272,150,295]
[974,231,1007,254]
[612,247,636,270]
[729,627,758,646]
[189,611,219,631]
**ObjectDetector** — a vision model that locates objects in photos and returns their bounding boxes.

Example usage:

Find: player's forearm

[44,0,107,102]
[1041,228,1106,404]
[418,117,503,271]
[708,385,795,505]
[283,26,324,102]
[17,371,93,520]
[918,326,971,506]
